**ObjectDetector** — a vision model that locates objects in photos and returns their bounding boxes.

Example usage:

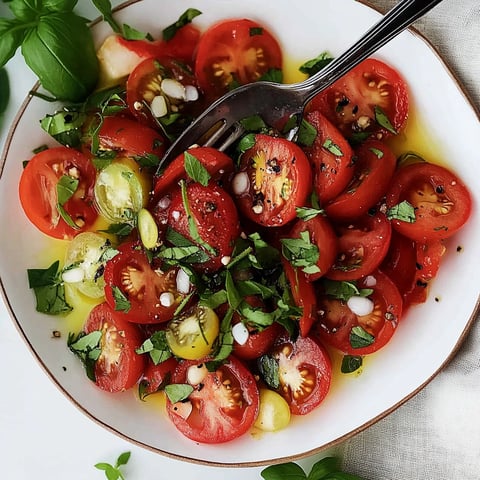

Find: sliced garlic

[161,78,186,100]
[150,95,168,117]
[185,85,199,102]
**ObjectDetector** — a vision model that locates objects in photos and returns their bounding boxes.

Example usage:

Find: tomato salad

[20,10,472,444]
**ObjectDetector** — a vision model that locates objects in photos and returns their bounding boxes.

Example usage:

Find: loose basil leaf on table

[0,67,9,119]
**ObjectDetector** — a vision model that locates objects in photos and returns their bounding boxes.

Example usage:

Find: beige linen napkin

[342,1,480,478]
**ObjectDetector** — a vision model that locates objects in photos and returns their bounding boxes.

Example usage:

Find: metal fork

[156,0,444,173]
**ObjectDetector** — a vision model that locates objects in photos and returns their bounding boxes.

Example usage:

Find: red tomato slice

[153,146,234,200]
[327,211,392,281]
[139,356,179,399]
[234,134,312,227]
[285,215,338,282]
[168,182,241,271]
[313,269,402,356]
[309,58,409,140]
[98,115,166,159]
[83,302,145,392]
[268,333,331,415]
[283,260,317,337]
[303,110,355,204]
[19,146,98,240]
[386,162,472,241]
[104,241,187,324]
[166,356,259,443]
[126,56,202,129]
[325,139,396,221]
[194,18,282,100]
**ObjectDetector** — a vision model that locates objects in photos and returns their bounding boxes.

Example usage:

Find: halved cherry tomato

[234,134,312,227]
[139,356,179,399]
[327,211,392,281]
[325,139,396,221]
[309,58,409,140]
[194,18,283,100]
[284,215,337,282]
[126,56,201,130]
[153,146,234,200]
[166,356,259,443]
[98,115,166,159]
[283,260,317,337]
[313,269,402,356]
[168,182,240,271]
[267,333,331,415]
[83,302,145,392]
[303,110,355,204]
[19,146,98,240]
[385,162,472,241]
[103,241,187,323]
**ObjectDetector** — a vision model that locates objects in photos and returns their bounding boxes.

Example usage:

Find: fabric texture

[342,1,480,478]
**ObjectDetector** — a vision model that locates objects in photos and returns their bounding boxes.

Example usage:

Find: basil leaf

[122,23,152,41]
[261,462,307,480]
[296,118,317,147]
[164,383,194,403]
[236,132,256,154]
[213,307,234,361]
[386,200,416,223]
[21,12,99,101]
[341,355,363,374]
[68,330,102,381]
[91,0,122,34]
[322,279,373,302]
[162,8,202,41]
[258,67,283,83]
[240,114,267,132]
[296,206,324,221]
[40,110,86,147]
[57,174,78,205]
[257,355,280,389]
[111,285,131,312]
[350,326,375,348]
[136,330,172,365]
[0,18,27,66]
[323,138,343,156]
[280,231,320,274]
[299,51,333,77]
[184,151,210,186]
[374,105,397,134]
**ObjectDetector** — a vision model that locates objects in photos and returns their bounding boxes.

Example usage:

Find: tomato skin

[103,242,186,324]
[303,110,355,204]
[98,115,166,159]
[283,260,317,337]
[84,302,145,393]
[327,211,392,281]
[194,18,282,100]
[235,134,312,227]
[168,182,241,272]
[286,215,338,281]
[153,147,234,200]
[313,269,402,356]
[325,139,396,221]
[309,58,409,140]
[166,356,259,444]
[19,146,98,240]
[139,356,179,398]
[269,334,331,415]
[386,162,472,242]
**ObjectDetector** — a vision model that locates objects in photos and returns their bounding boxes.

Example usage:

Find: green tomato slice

[94,162,145,223]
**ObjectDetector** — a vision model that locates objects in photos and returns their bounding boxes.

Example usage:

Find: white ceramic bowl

[1,0,479,467]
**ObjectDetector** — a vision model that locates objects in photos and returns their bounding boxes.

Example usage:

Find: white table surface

[1,1,478,479]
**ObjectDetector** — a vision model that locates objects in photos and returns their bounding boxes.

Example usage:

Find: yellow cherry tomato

[254,388,291,432]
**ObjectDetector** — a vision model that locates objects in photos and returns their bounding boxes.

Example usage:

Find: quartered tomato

[83,302,145,392]
[327,211,392,281]
[152,146,234,200]
[267,334,331,415]
[325,139,396,221]
[386,162,472,241]
[283,260,317,337]
[194,18,283,99]
[303,110,355,204]
[166,356,259,443]
[168,182,240,271]
[309,58,409,140]
[103,241,187,324]
[138,356,179,399]
[126,56,201,130]
[234,134,312,227]
[19,146,98,240]
[313,269,402,356]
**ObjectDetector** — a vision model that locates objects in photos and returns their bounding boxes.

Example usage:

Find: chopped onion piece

[159,292,175,307]
[232,172,250,195]
[232,322,249,346]
[347,296,374,317]
[176,268,191,294]
[187,363,208,385]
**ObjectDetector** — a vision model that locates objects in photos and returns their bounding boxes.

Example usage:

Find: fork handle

[297,0,444,101]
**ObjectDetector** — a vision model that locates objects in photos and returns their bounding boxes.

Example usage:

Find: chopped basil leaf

[280,231,320,275]
[164,383,194,403]
[323,138,343,156]
[240,115,267,132]
[162,8,202,41]
[134,153,161,168]
[369,146,384,159]
[27,261,72,315]
[258,68,283,83]
[250,26,264,36]
[199,289,228,310]
[136,330,172,365]
[213,307,234,361]
[226,271,243,310]
[341,355,363,374]
[296,119,317,147]
[112,286,131,312]
[57,174,78,205]
[40,110,86,147]
[184,151,211,186]
[322,279,373,302]
[99,222,135,237]
[257,355,280,389]
[350,326,375,348]
[0,68,9,119]
[68,330,102,381]
[122,23,153,41]
[397,151,425,168]
[236,133,256,154]
[299,51,334,77]
[374,105,397,134]
[386,200,416,223]
[296,206,324,221]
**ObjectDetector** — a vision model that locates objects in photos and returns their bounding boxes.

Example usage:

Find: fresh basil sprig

[0,0,99,101]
